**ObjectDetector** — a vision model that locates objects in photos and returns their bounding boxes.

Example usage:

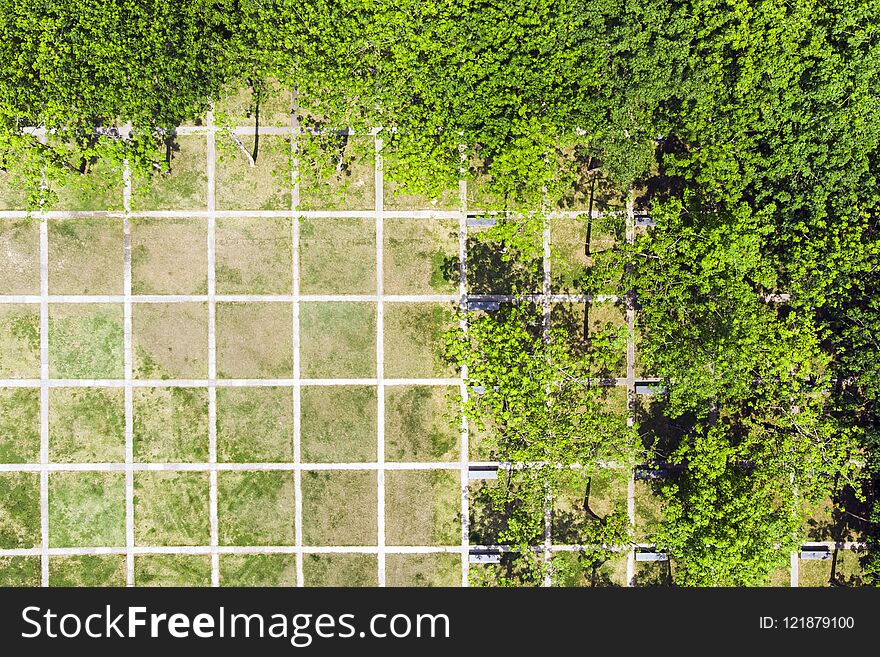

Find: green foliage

[446,304,636,584]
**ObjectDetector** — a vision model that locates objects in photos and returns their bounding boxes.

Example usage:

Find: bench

[468,466,499,480]
[467,300,500,312]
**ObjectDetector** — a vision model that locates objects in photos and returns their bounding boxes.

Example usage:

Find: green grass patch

[551,469,628,544]
[131,217,208,295]
[300,302,376,378]
[214,80,292,127]
[383,218,458,294]
[301,470,377,545]
[383,145,459,211]
[220,554,296,586]
[552,550,628,587]
[0,171,30,210]
[132,302,208,379]
[299,134,375,211]
[303,554,377,586]
[49,387,125,462]
[550,214,624,294]
[0,218,40,294]
[801,495,865,543]
[385,386,458,462]
[386,470,460,546]
[299,217,376,294]
[384,303,456,378]
[216,302,293,378]
[218,471,295,546]
[217,387,294,462]
[0,304,40,378]
[216,134,291,210]
[633,560,671,587]
[633,479,664,542]
[0,388,40,463]
[216,216,292,294]
[49,555,126,586]
[48,472,125,547]
[799,549,867,587]
[385,553,460,586]
[134,555,212,586]
[48,303,124,379]
[48,218,123,294]
[300,385,376,462]
[0,556,40,586]
[0,472,40,548]
[134,471,210,546]
[49,157,124,211]
[465,229,542,295]
[133,387,209,462]
[131,136,208,210]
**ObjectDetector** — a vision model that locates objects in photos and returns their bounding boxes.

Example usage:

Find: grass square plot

[386,553,460,587]
[299,134,375,210]
[49,388,124,463]
[48,471,125,547]
[0,218,40,294]
[220,554,296,587]
[214,80,293,127]
[216,302,293,378]
[299,217,375,294]
[552,550,628,587]
[635,397,688,457]
[49,555,126,586]
[383,218,458,294]
[48,218,123,294]
[218,471,295,546]
[384,303,456,378]
[385,386,457,462]
[0,557,40,586]
[468,416,498,461]
[131,217,208,295]
[763,564,791,587]
[0,388,39,463]
[551,302,627,378]
[383,145,460,211]
[300,385,376,463]
[303,554,377,586]
[132,303,208,379]
[217,387,293,462]
[633,560,671,587]
[465,227,543,295]
[0,170,30,210]
[550,214,622,293]
[48,304,124,379]
[633,479,664,542]
[301,470,377,546]
[133,387,209,462]
[552,469,628,544]
[386,470,460,546]
[469,479,542,546]
[300,302,376,378]
[799,549,866,587]
[216,135,292,210]
[134,555,212,587]
[216,216,292,294]
[802,495,865,543]
[131,136,208,210]
[0,472,40,548]
[134,471,210,546]
[49,157,124,211]
[0,304,40,378]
